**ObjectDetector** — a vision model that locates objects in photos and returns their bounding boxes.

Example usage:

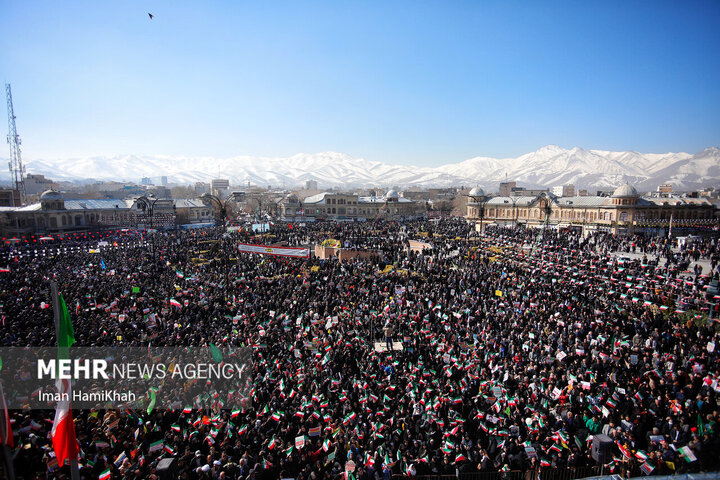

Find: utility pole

[6,84,26,204]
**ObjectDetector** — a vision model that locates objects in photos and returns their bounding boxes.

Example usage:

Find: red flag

[51,378,78,465]
[0,383,13,446]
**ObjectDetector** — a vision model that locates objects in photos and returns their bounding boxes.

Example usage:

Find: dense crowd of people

[1,219,719,480]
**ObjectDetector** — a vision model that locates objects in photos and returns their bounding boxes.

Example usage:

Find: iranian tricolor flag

[51,293,79,466]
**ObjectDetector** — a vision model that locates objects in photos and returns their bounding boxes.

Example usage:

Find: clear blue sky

[1,0,719,167]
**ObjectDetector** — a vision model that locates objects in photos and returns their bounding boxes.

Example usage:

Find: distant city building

[84,181,127,193]
[399,190,433,201]
[194,182,209,195]
[229,191,246,202]
[499,182,517,197]
[428,188,456,198]
[211,179,230,196]
[117,185,147,197]
[658,184,673,195]
[141,177,152,185]
[24,174,57,196]
[145,186,172,199]
[699,187,718,199]
[552,184,575,197]
[305,180,318,190]
[512,187,548,196]
[500,181,548,197]
[0,189,21,207]
[161,176,168,186]
[466,184,717,235]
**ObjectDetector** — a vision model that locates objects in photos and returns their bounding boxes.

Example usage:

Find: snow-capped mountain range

[2,145,718,192]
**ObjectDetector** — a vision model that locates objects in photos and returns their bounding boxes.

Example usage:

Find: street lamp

[136,194,160,229]
[374,197,389,224]
[246,196,264,225]
[136,194,160,259]
[201,193,236,229]
[464,187,488,234]
[201,193,242,290]
[295,199,304,224]
[542,196,553,243]
[510,196,520,227]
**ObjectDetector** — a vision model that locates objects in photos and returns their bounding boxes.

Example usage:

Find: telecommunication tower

[6,83,26,204]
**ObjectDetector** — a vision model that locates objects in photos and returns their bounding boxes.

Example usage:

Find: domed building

[611,184,639,206]
[279,190,425,222]
[279,193,304,221]
[385,189,399,201]
[1,188,224,236]
[612,184,638,198]
[468,187,485,198]
[466,183,717,235]
[465,187,490,223]
[1,191,136,236]
[40,189,65,211]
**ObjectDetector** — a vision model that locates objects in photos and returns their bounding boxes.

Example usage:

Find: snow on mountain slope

[1,146,717,191]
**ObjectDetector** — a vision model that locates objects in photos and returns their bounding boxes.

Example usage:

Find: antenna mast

[6,84,26,204]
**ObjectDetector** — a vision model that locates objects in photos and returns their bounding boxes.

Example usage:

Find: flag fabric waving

[0,382,13,446]
[51,293,79,466]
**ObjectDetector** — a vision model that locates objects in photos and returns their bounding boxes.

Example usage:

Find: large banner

[238,243,310,258]
[321,238,342,248]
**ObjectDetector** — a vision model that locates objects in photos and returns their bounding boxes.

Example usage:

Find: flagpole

[0,443,14,480]
[50,281,81,480]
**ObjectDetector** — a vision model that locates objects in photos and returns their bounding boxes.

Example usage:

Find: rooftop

[483,196,537,207]
[556,196,609,207]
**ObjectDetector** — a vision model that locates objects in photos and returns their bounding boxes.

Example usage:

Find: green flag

[57,294,76,361]
[58,294,76,348]
[697,414,705,435]
[210,343,223,363]
[132,286,140,293]
[147,390,156,415]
